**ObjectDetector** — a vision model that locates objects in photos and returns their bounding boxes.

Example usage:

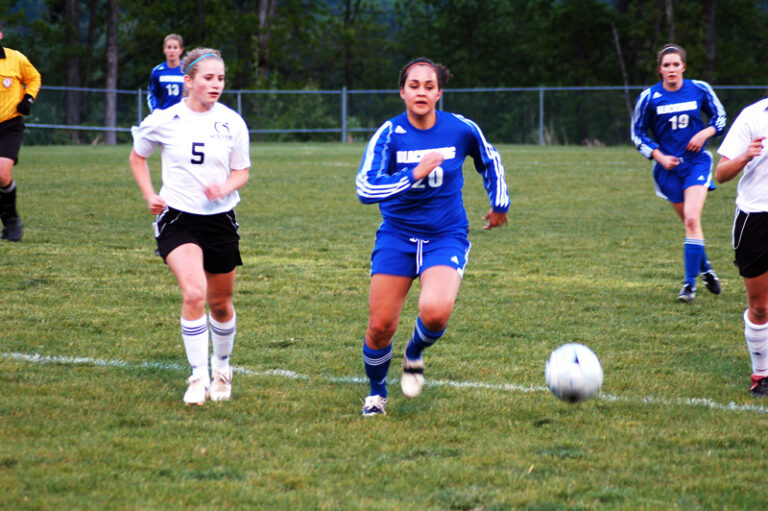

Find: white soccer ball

[545,343,603,403]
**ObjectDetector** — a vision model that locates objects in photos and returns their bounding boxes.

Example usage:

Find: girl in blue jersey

[355,58,510,416]
[631,44,726,303]
[147,34,185,112]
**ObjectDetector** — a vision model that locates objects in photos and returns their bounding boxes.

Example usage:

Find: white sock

[181,315,209,381]
[210,311,236,371]
[744,310,768,375]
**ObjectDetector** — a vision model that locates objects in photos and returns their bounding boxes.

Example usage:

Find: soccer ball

[545,343,603,403]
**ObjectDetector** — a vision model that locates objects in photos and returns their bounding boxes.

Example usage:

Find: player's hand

[146,194,167,215]
[686,130,710,152]
[16,94,34,115]
[204,183,228,202]
[412,151,444,181]
[745,136,765,161]
[654,151,680,170]
[482,210,508,230]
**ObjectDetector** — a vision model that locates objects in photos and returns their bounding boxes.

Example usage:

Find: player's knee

[750,305,768,324]
[208,298,232,319]
[683,215,701,233]
[367,318,397,345]
[181,286,206,310]
[419,303,452,331]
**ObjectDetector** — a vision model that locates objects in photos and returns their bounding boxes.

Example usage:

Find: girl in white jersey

[715,99,768,397]
[129,48,251,406]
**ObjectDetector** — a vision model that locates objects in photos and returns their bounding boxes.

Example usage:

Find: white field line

[5,351,768,415]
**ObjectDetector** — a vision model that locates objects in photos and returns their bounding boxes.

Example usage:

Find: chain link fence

[23,85,768,146]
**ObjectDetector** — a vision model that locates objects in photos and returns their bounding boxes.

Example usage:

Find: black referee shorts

[153,207,242,274]
[733,209,768,278]
[0,116,25,164]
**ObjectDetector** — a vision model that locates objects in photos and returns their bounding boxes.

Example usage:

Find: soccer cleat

[361,395,387,416]
[210,366,233,401]
[183,376,209,406]
[702,270,722,295]
[677,283,695,303]
[750,374,768,397]
[1,216,22,242]
[401,352,425,398]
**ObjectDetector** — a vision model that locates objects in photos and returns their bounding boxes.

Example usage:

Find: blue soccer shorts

[370,230,471,278]
[653,150,715,203]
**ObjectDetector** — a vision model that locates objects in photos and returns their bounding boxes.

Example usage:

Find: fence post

[237,90,242,114]
[539,87,544,146]
[138,88,143,123]
[341,86,348,143]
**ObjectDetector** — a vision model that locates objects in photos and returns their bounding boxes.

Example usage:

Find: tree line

[3,0,768,142]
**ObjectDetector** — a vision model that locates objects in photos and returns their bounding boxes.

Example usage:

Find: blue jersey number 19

[669,114,689,130]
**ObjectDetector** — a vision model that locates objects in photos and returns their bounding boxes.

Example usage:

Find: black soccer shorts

[0,117,25,164]
[733,209,768,279]
[154,207,242,274]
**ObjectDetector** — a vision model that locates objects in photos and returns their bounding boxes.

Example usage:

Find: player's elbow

[129,149,143,165]
[357,193,378,205]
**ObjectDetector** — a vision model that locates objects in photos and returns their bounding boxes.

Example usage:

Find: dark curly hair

[398,58,452,90]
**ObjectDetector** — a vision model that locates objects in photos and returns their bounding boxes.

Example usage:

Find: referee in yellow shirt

[0,20,40,242]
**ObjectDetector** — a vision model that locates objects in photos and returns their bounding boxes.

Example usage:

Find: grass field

[1,142,766,510]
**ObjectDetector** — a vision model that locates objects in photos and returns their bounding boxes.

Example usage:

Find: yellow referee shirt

[0,45,41,124]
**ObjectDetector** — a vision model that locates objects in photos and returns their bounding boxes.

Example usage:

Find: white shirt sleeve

[229,115,251,170]
[131,111,162,158]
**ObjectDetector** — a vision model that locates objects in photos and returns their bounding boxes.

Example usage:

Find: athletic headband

[184,53,218,74]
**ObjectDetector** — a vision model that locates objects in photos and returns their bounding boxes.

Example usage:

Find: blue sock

[363,341,392,398]
[684,238,706,288]
[699,249,712,274]
[405,316,446,361]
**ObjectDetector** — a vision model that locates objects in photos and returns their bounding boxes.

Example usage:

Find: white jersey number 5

[191,142,205,165]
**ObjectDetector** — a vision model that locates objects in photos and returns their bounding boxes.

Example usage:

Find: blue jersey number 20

[412,166,444,189]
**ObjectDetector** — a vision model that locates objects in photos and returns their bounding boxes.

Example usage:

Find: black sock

[0,181,18,220]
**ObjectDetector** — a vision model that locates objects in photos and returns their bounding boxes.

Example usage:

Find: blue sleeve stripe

[355,173,411,198]
[356,122,412,200]
[631,88,656,158]
[358,122,392,181]
[455,114,510,209]
[692,80,727,134]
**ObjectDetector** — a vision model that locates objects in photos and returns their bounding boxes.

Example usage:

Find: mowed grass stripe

[7,351,768,416]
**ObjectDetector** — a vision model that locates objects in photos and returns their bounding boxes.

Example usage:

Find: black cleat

[750,375,768,397]
[1,216,22,242]
[702,270,722,295]
[677,283,695,303]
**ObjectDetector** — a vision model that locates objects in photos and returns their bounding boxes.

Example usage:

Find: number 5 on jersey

[191,142,205,164]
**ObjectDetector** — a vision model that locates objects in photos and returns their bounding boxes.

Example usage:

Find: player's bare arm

[716,136,765,184]
[412,151,444,181]
[686,126,717,152]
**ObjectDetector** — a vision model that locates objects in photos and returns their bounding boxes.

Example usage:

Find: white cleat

[210,366,233,402]
[401,353,425,398]
[361,395,388,416]
[183,376,209,406]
